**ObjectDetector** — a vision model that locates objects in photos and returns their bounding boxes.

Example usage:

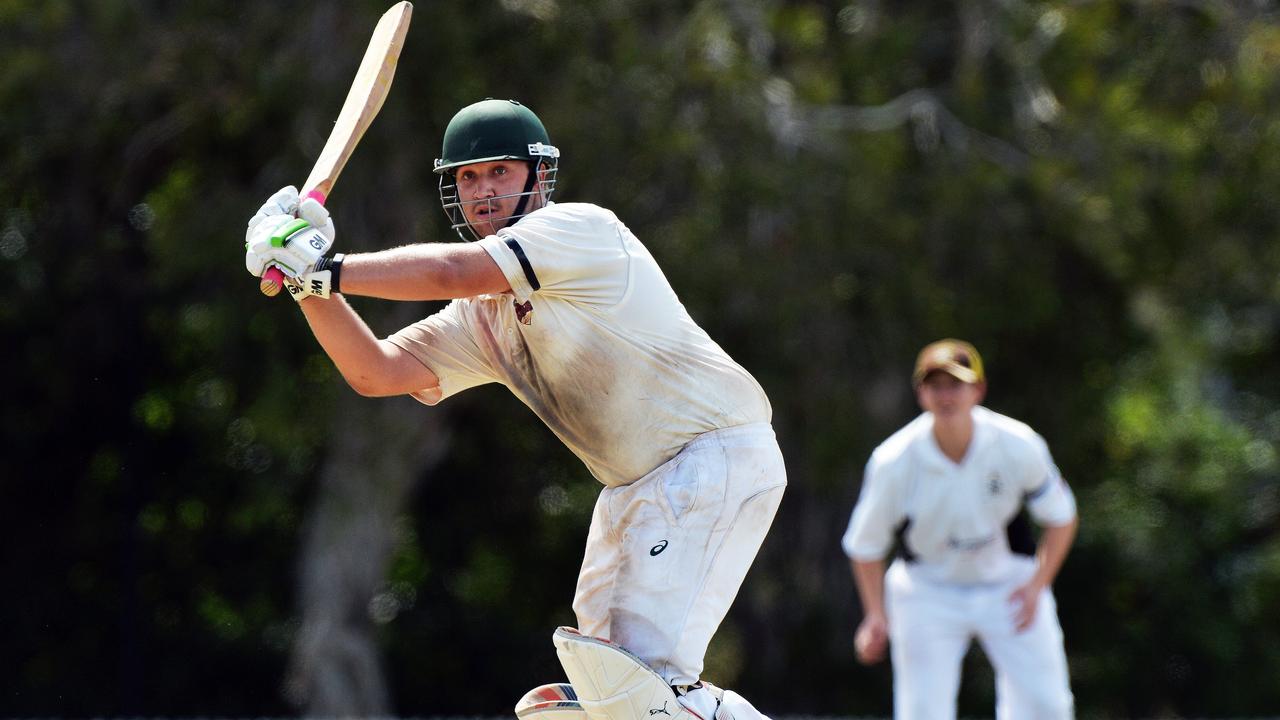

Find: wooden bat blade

[301,1,413,201]
[260,1,413,297]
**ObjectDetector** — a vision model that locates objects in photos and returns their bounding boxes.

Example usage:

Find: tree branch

[768,86,1033,172]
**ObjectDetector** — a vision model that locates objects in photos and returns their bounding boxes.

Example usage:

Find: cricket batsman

[842,339,1077,719]
[244,99,787,720]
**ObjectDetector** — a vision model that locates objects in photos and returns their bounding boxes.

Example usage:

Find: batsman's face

[456,160,538,237]
[916,372,986,421]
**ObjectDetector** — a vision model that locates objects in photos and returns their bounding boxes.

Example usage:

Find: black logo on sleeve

[649,702,672,716]
[649,540,669,556]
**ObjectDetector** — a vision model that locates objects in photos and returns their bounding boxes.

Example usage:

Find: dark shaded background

[4,1,1280,717]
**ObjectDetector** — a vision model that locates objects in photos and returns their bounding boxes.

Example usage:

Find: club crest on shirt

[514,299,534,325]
[987,471,1002,496]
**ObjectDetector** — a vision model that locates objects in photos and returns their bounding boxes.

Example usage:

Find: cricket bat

[260,1,414,297]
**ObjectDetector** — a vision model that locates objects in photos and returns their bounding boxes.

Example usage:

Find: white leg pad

[516,683,588,720]
[552,627,704,720]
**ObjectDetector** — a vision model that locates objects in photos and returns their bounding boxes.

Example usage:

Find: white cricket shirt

[841,406,1076,585]
[388,202,772,488]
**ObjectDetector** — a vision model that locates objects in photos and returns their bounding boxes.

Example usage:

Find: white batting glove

[283,272,332,302]
[245,186,302,277]
[244,186,336,278]
[282,254,344,302]
[248,185,302,226]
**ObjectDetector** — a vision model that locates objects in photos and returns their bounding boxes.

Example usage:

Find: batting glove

[283,254,345,302]
[244,186,336,279]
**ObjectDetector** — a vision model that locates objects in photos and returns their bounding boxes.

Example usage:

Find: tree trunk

[284,386,450,715]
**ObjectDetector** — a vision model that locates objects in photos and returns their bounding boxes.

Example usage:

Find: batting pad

[552,627,702,720]
[516,683,587,720]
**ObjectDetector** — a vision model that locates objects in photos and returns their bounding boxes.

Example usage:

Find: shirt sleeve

[1021,432,1077,526]
[841,451,901,561]
[386,300,496,406]
[477,204,630,305]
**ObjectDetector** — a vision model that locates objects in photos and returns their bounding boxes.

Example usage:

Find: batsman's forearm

[338,243,510,301]
[1032,516,1078,589]
[297,294,399,393]
[851,558,888,619]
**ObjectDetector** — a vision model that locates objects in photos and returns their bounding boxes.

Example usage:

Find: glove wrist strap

[314,253,345,294]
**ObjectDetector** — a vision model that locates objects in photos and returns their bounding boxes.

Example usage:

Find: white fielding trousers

[885,560,1075,720]
[571,423,787,688]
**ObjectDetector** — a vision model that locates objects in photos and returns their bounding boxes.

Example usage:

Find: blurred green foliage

[3,0,1280,717]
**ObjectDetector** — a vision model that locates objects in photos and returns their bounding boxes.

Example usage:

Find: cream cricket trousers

[886,560,1075,720]
[571,423,787,687]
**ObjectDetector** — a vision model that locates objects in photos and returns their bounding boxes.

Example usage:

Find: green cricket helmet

[434,99,560,240]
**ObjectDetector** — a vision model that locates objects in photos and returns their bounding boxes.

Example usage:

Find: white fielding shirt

[842,406,1076,585]
[388,202,772,488]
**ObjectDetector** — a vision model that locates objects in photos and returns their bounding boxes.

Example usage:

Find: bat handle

[259,266,287,296]
[257,189,329,297]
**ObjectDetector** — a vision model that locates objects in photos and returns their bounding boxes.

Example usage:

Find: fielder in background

[244,98,786,720]
[841,339,1078,720]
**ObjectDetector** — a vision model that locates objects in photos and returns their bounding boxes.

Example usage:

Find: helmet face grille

[438,160,558,241]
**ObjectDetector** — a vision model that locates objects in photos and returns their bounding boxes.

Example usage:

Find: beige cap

[912,339,985,385]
